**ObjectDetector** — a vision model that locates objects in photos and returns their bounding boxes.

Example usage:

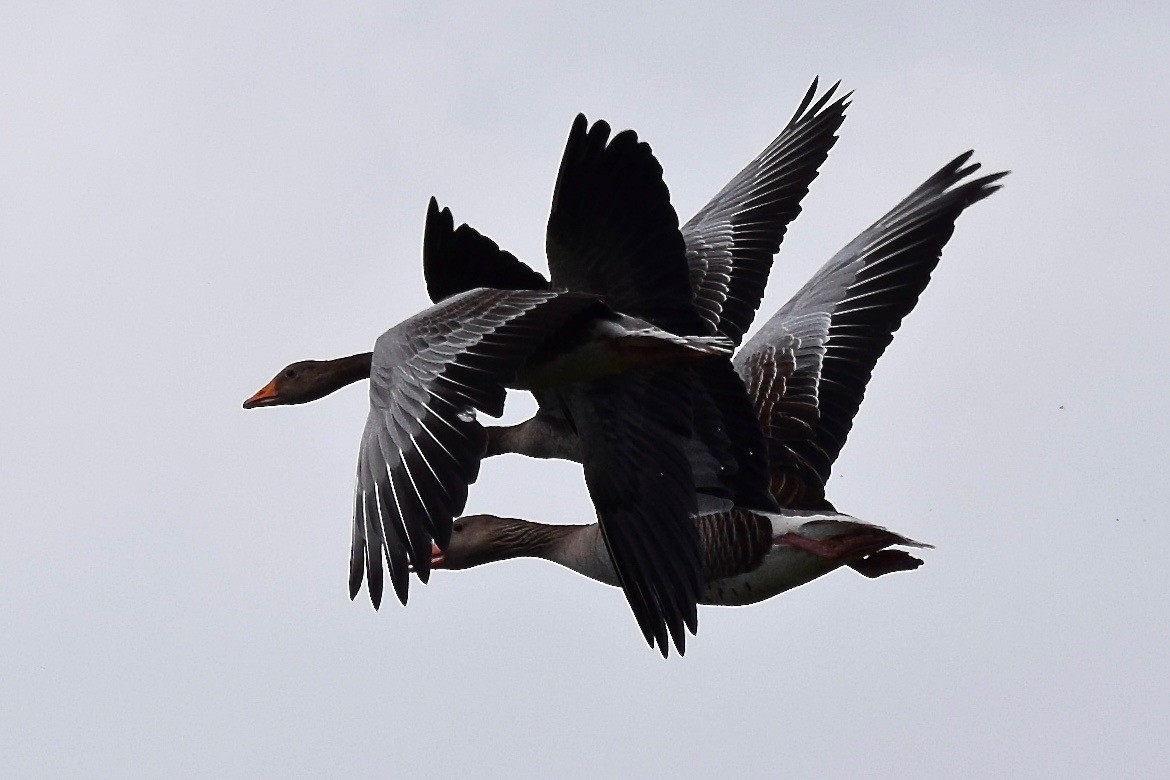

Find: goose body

[697,511,927,606]
[438,510,927,606]
[516,312,733,390]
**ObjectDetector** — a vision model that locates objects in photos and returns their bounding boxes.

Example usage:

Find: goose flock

[244,79,1006,656]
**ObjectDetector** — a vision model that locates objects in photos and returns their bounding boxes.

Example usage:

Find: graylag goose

[431,151,1007,610]
[243,271,739,653]
[243,93,847,654]
[243,283,735,579]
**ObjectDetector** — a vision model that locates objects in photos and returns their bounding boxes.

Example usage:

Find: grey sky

[2,2,1167,776]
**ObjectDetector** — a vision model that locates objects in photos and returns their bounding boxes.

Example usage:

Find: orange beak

[242,379,280,409]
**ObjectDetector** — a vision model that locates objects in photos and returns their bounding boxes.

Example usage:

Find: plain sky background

[3,2,1168,776]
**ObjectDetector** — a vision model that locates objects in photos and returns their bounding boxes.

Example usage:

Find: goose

[243,102,836,654]
[430,151,1007,612]
[243,269,741,651]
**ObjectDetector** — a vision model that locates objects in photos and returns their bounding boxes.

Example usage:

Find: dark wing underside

[423,198,549,302]
[546,114,708,336]
[682,78,850,346]
[689,360,777,513]
[735,152,1007,507]
[561,371,704,658]
[352,287,599,607]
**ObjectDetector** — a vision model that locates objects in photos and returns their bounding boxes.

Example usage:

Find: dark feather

[690,360,778,513]
[561,371,705,657]
[547,115,707,336]
[682,78,850,345]
[423,198,549,302]
[351,288,602,606]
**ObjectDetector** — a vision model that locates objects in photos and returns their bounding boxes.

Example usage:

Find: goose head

[431,514,526,570]
[243,353,372,409]
[431,514,582,571]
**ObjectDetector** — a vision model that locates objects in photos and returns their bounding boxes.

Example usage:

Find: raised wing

[546,114,707,336]
[682,78,850,346]
[735,152,1007,508]
[548,113,774,516]
[352,287,598,607]
[423,197,548,302]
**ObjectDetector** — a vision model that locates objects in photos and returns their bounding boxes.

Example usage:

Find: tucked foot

[849,550,924,578]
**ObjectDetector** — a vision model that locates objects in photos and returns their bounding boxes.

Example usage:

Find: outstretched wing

[423,197,548,302]
[735,152,1008,508]
[682,78,850,346]
[546,114,707,336]
[352,287,598,607]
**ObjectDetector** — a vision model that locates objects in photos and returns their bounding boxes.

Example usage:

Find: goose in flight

[242,94,845,654]
[244,273,745,646]
[430,151,1007,612]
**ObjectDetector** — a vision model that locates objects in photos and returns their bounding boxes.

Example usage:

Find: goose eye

[453,522,464,533]
[284,368,297,379]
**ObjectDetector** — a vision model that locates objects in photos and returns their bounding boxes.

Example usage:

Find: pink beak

[410,543,446,573]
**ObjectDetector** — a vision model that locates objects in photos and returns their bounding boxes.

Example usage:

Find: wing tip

[791,76,851,127]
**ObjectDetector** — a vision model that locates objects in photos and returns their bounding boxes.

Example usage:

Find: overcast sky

[3,2,1167,776]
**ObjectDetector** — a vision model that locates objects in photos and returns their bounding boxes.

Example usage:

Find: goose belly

[698,510,927,606]
[701,545,843,606]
